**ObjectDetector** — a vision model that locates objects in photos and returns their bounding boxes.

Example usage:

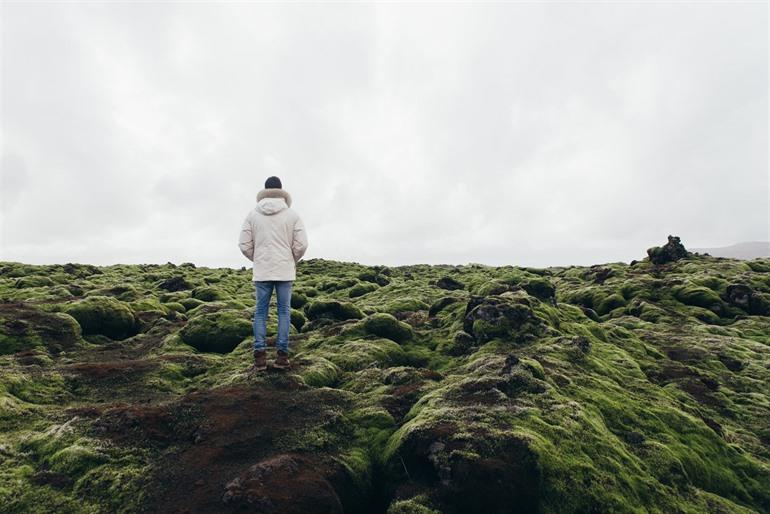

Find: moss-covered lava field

[1,242,769,513]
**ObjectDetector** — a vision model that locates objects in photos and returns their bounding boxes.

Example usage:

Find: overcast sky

[1,2,767,268]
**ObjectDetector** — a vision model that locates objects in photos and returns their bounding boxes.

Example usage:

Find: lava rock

[428,296,461,317]
[462,295,542,344]
[159,275,193,292]
[647,235,690,265]
[436,276,465,291]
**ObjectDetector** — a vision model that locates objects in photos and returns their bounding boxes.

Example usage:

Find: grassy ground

[0,251,769,513]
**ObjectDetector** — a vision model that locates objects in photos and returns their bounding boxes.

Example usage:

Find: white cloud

[1,2,767,268]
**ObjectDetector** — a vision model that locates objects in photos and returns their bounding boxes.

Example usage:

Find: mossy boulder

[440,330,476,356]
[358,313,414,343]
[297,357,341,388]
[318,338,405,371]
[64,296,137,340]
[14,275,55,288]
[435,276,465,291]
[428,296,462,317]
[305,300,364,322]
[348,282,379,298]
[673,284,728,316]
[179,298,204,311]
[191,286,227,302]
[179,310,252,353]
[290,291,309,309]
[724,284,770,315]
[382,298,430,315]
[318,278,358,292]
[158,275,194,292]
[357,270,390,286]
[520,277,556,302]
[387,497,440,514]
[290,309,306,331]
[595,293,627,316]
[48,444,108,476]
[162,302,187,314]
[647,235,690,265]
[463,295,543,344]
[86,284,141,302]
[129,298,170,316]
[0,307,82,354]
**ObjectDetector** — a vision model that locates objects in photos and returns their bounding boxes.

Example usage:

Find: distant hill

[691,241,770,260]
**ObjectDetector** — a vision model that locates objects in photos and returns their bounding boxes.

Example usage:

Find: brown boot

[273,350,290,370]
[251,350,267,373]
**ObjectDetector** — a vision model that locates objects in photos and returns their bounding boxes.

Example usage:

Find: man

[238,176,308,372]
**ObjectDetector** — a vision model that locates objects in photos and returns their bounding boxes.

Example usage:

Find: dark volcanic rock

[428,296,461,317]
[462,295,542,344]
[436,276,465,291]
[724,284,770,315]
[159,275,193,292]
[222,454,343,514]
[647,235,690,265]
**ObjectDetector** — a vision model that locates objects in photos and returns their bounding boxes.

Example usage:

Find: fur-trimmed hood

[256,188,292,215]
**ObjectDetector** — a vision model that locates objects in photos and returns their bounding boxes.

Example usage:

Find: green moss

[358,313,414,343]
[290,309,306,330]
[48,444,108,475]
[349,282,379,298]
[162,301,187,313]
[387,497,441,514]
[191,285,227,302]
[318,338,406,371]
[0,310,82,355]
[179,297,204,311]
[14,275,55,288]
[305,299,365,321]
[129,298,170,315]
[179,310,251,353]
[64,296,137,340]
[382,298,431,314]
[296,356,341,387]
[2,256,770,513]
[520,277,556,301]
[291,290,309,308]
[596,293,627,316]
[673,284,724,309]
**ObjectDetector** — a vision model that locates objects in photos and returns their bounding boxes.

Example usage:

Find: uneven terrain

[1,242,769,513]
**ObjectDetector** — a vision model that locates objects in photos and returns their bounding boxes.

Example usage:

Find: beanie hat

[265,176,282,189]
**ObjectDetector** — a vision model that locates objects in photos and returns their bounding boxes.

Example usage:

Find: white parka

[238,188,308,281]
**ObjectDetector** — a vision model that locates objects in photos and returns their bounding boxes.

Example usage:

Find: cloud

[1,2,767,268]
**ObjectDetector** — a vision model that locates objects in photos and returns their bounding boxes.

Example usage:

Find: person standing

[238,176,308,372]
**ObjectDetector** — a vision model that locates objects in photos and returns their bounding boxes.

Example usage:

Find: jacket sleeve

[292,216,308,263]
[238,215,255,261]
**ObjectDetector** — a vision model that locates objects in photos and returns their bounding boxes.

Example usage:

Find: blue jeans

[253,280,292,354]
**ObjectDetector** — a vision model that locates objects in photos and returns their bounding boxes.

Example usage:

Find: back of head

[265,176,282,189]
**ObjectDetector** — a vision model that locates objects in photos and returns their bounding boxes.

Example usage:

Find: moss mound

[0,306,82,354]
[305,299,365,321]
[64,296,137,340]
[179,310,252,353]
[359,313,414,343]
[191,285,227,302]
